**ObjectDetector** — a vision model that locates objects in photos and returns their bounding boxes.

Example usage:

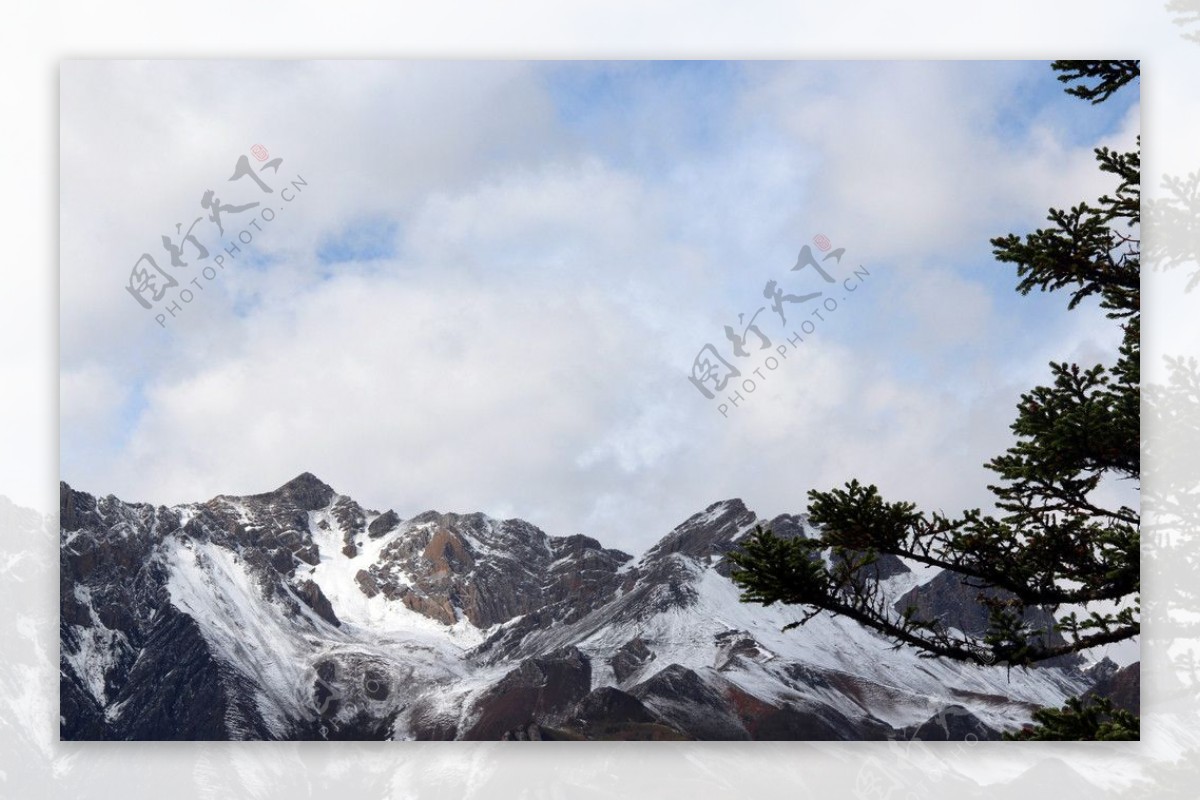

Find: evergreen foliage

[731,61,1140,739]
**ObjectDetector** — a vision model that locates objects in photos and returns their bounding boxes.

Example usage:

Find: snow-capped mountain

[60,473,1103,741]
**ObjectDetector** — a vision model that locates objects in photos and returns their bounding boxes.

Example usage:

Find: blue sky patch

[316,218,399,265]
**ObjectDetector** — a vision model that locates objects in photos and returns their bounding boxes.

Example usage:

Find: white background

[2,0,1198,797]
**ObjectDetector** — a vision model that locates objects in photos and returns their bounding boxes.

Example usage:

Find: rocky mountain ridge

[60,473,1128,741]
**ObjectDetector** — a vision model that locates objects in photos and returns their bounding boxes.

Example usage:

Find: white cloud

[746,61,1136,265]
[60,61,1133,555]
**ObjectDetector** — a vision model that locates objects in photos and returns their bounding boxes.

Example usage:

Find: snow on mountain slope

[301,507,486,646]
[575,554,1082,732]
[60,584,130,709]
[470,515,1085,735]
[60,475,1107,741]
[166,536,326,735]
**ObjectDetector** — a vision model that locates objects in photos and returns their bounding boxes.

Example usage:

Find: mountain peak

[644,498,757,562]
[61,477,1092,742]
[703,498,749,517]
[263,472,337,510]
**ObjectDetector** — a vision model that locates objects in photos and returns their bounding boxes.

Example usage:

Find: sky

[60,60,1140,558]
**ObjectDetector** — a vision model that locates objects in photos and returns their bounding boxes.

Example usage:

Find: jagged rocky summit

[60,472,1131,741]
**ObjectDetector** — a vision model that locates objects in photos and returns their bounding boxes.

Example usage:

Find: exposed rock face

[367,510,401,539]
[714,630,768,671]
[713,511,812,578]
[545,534,633,622]
[747,697,889,741]
[356,512,633,629]
[552,687,691,740]
[331,497,367,557]
[59,665,111,740]
[60,476,1097,742]
[895,570,1000,635]
[894,569,1082,669]
[905,704,1001,741]
[466,647,592,740]
[645,499,757,565]
[1084,656,1120,685]
[298,653,403,741]
[1085,661,1140,715]
[610,636,655,683]
[632,664,751,741]
[832,549,911,582]
[59,483,179,739]
[59,476,346,740]
[625,663,892,742]
[606,500,759,624]
[249,472,337,512]
[109,605,274,740]
[571,686,656,726]
[295,579,340,627]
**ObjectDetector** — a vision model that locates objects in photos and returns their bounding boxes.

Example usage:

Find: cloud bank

[61,60,1138,555]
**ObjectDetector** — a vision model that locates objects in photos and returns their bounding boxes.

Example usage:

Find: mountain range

[59,473,1136,740]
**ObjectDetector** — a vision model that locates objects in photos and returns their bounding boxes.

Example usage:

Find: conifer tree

[1005,696,1139,741]
[731,62,1140,692]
